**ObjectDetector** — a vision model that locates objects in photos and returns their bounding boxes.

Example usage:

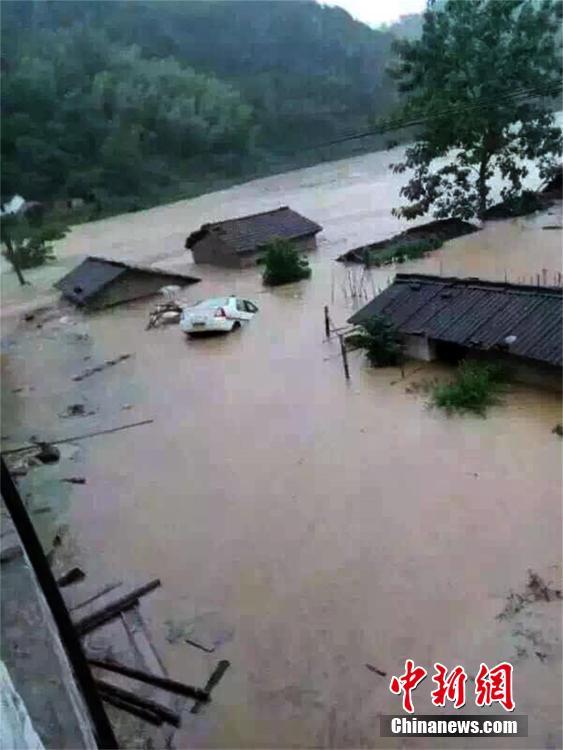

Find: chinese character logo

[388,660,515,713]
[475,662,515,712]
[431,663,467,708]
[389,659,427,714]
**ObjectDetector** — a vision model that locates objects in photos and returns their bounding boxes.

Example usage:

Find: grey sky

[327,0,426,27]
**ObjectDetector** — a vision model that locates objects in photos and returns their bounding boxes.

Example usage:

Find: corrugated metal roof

[349,273,563,367]
[55,256,200,307]
[186,206,322,255]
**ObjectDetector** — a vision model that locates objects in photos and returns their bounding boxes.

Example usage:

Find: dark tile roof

[55,256,200,307]
[185,206,322,255]
[349,273,563,367]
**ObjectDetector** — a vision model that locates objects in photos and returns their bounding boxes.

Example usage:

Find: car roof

[192,296,233,307]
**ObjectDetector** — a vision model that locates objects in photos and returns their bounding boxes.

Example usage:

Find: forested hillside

[1,0,400,213]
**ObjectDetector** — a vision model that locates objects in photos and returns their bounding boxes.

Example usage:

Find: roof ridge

[207,205,291,228]
[394,273,563,297]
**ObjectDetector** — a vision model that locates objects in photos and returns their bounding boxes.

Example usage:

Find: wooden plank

[191,660,230,715]
[74,579,161,635]
[69,582,123,613]
[100,693,163,727]
[95,680,181,727]
[88,658,209,703]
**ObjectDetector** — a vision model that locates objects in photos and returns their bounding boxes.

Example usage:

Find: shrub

[367,237,442,267]
[431,360,507,416]
[262,238,311,286]
[6,221,67,269]
[345,316,404,367]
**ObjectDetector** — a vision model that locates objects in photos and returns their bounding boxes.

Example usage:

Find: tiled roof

[349,274,563,367]
[55,256,199,306]
[186,206,322,254]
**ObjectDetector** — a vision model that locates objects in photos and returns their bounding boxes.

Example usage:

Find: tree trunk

[4,234,27,286]
[477,153,490,220]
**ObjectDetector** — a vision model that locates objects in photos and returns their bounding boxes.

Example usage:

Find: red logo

[389,659,428,714]
[475,662,515,712]
[388,660,515,714]
[431,663,468,708]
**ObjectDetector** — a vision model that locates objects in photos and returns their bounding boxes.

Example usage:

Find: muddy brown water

[1,146,562,748]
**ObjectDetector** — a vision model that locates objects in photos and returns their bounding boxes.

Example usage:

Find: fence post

[339,334,350,381]
[324,305,331,339]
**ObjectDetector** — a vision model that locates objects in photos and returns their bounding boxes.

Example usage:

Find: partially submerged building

[349,273,562,390]
[185,206,322,268]
[55,256,200,309]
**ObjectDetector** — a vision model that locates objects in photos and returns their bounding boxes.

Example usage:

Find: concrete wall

[93,271,186,308]
[403,335,561,392]
[404,334,436,362]
[190,234,243,268]
[191,233,318,268]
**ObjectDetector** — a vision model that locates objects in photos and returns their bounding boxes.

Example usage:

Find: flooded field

[1,146,562,748]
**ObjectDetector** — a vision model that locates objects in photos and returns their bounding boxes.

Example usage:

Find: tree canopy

[390,0,562,220]
[1,1,399,211]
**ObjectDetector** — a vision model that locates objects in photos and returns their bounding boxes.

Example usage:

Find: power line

[297,82,562,153]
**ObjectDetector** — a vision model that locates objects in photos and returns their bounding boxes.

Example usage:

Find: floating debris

[57,567,86,587]
[72,354,132,382]
[366,664,387,677]
[146,302,184,330]
[35,442,60,464]
[497,569,562,620]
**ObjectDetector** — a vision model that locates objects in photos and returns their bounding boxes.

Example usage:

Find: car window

[236,298,245,312]
[244,301,258,313]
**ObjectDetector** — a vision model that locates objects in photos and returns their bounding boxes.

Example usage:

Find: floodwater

[1,145,562,749]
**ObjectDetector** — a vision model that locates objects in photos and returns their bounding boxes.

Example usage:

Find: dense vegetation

[346,317,404,367]
[0,213,68,283]
[390,0,563,220]
[1,0,399,212]
[262,239,312,286]
[431,361,507,416]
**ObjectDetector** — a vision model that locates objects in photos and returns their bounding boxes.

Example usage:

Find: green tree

[389,0,562,220]
[345,316,404,367]
[262,238,312,286]
[1,213,68,277]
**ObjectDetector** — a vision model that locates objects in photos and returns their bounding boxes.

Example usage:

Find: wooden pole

[2,419,154,456]
[88,658,209,703]
[95,680,180,727]
[339,334,350,381]
[191,660,230,715]
[324,305,331,339]
[0,460,119,749]
[74,579,161,635]
[100,692,163,726]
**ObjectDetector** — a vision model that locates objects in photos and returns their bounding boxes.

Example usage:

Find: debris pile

[146,302,184,330]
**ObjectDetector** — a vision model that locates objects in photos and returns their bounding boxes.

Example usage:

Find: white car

[180,296,259,335]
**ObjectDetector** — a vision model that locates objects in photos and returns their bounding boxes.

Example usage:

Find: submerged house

[349,273,562,390]
[185,206,322,268]
[55,256,200,309]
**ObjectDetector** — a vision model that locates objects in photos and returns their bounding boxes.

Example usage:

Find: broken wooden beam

[70,581,122,613]
[57,567,86,587]
[1,420,154,457]
[88,658,209,703]
[95,679,181,727]
[99,693,163,727]
[191,660,230,715]
[74,579,161,635]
